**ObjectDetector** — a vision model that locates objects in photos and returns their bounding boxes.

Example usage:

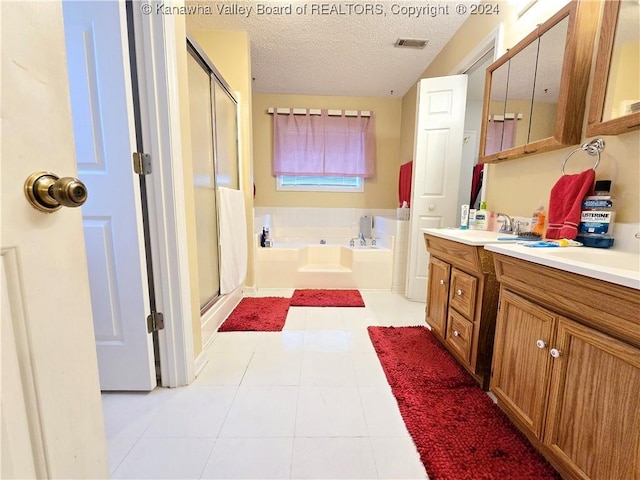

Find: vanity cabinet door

[491,290,557,438]
[426,257,450,339]
[544,318,640,480]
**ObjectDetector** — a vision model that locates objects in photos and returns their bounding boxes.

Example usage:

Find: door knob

[25,171,88,213]
[428,203,436,211]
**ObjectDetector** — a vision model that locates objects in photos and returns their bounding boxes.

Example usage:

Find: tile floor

[102,290,430,479]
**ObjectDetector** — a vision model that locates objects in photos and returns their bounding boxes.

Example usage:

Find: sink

[543,248,640,273]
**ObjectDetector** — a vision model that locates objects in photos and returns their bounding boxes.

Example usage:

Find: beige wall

[190,30,256,287]
[400,0,640,224]
[252,94,402,208]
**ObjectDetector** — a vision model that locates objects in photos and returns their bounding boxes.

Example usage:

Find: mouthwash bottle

[576,180,615,248]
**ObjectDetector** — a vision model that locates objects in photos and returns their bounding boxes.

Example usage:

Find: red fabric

[368,326,561,480]
[546,169,595,239]
[290,289,364,307]
[218,297,290,332]
[470,163,484,207]
[398,161,413,207]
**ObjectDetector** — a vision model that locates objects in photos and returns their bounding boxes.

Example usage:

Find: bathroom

[188,2,640,477]
[5,0,639,478]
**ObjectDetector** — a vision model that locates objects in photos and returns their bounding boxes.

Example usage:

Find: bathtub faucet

[350,237,357,247]
[359,232,367,246]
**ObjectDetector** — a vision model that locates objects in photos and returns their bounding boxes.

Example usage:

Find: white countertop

[484,243,640,290]
[424,228,521,246]
[424,228,640,290]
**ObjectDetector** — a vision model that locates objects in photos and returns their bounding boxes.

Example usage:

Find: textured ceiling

[186,1,471,97]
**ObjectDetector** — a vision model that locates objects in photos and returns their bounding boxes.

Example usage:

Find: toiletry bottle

[531,203,546,237]
[468,209,477,230]
[260,227,266,247]
[460,205,470,230]
[475,208,488,231]
[576,180,615,248]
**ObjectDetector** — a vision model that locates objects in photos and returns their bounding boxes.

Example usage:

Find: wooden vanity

[488,251,640,480]
[423,232,500,389]
[424,230,640,479]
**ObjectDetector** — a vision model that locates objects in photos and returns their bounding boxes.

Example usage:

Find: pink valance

[273,109,376,178]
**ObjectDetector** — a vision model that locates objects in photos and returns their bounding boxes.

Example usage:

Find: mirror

[504,39,538,148]
[484,62,509,155]
[479,1,600,163]
[530,16,569,144]
[587,0,640,136]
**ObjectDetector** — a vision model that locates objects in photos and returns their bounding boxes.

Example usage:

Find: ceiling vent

[395,38,428,49]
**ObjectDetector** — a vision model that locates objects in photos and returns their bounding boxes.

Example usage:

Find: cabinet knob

[536,339,547,349]
[456,289,463,296]
[550,348,562,358]
[453,330,460,337]
[439,279,445,285]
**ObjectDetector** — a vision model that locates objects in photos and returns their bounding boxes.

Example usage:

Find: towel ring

[561,139,605,175]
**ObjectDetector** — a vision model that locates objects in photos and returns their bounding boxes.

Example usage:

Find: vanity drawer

[449,268,478,320]
[445,310,474,364]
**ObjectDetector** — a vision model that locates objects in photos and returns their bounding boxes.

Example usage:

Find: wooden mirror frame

[479,0,600,164]
[586,0,640,136]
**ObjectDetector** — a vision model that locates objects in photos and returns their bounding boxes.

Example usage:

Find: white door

[406,75,468,301]
[1,1,109,477]
[63,0,156,390]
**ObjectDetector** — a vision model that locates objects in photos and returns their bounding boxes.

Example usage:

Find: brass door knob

[25,171,88,213]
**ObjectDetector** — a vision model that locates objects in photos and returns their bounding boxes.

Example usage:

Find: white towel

[217,187,247,294]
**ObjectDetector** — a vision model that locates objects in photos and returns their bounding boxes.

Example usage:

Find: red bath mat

[290,289,365,307]
[218,297,290,332]
[368,326,560,480]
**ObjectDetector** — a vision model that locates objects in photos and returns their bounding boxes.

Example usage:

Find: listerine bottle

[576,180,615,248]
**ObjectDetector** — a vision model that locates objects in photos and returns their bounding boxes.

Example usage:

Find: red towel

[546,169,595,240]
[398,161,413,207]
[470,163,484,207]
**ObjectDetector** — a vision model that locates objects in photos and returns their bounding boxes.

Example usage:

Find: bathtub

[255,237,393,289]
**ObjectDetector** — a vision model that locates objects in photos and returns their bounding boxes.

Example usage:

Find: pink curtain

[485,117,518,155]
[273,109,376,178]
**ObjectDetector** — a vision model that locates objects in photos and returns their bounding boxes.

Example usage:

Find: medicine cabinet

[479,0,600,163]
[586,0,640,136]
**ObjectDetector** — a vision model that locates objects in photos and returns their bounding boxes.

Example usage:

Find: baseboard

[200,285,244,348]
[194,351,208,377]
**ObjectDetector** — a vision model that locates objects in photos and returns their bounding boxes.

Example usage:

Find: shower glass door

[187,52,220,311]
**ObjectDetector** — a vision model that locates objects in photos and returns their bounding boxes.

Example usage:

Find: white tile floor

[102,290,429,479]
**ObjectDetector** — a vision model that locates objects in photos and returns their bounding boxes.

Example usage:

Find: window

[272,109,376,192]
[276,175,363,192]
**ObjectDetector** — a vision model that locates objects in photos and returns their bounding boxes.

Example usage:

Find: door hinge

[497,301,501,311]
[133,152,152,175]
[147,311,164,333]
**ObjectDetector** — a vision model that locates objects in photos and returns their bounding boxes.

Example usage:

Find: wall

[190,30,256,287]
[401,0,640,225]
[252,94,402,209]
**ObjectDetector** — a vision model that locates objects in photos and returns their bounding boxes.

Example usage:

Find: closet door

[187,53,220,310]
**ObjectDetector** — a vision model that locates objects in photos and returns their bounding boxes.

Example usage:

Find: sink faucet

[513,220,529,236]
[497,213,513,234]
[359,232,366,246]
